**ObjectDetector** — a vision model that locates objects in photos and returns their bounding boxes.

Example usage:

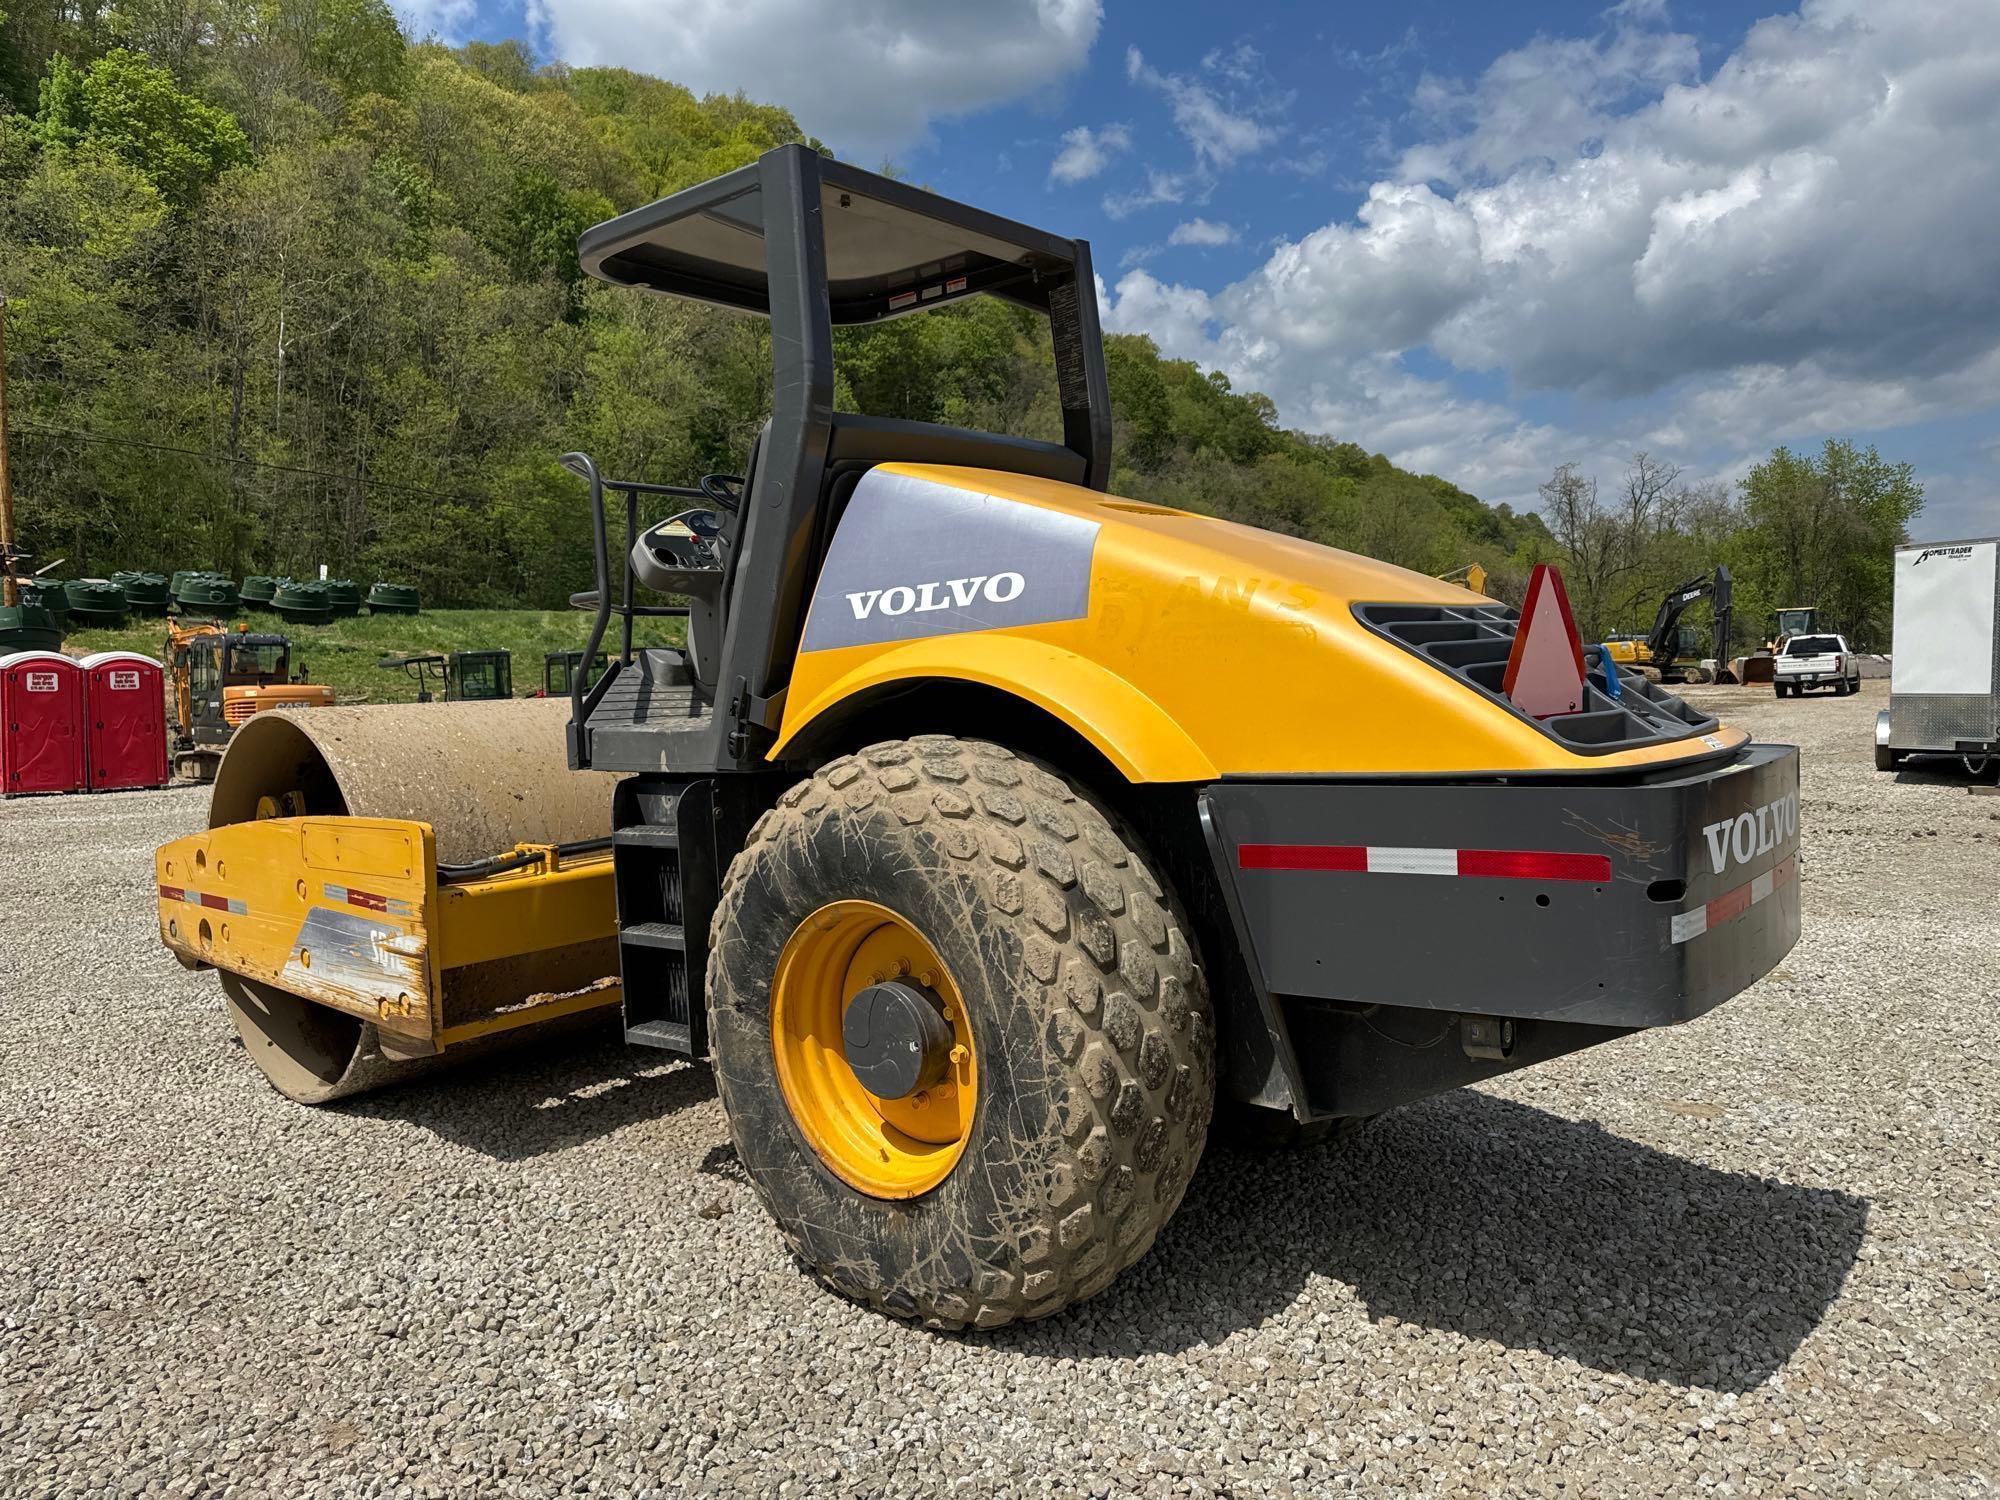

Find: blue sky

[415,0,2000,541]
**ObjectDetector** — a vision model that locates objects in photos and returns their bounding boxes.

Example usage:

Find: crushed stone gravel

[1,680,1994,1496]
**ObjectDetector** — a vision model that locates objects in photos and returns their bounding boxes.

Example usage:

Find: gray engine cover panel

[799,468,1100,652]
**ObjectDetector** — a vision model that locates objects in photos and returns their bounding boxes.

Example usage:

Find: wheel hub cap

[841,980,954,1100]
[769,901,978,1199]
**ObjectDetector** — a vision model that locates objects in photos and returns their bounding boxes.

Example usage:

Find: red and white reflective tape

[158,884,247,916]
[323,882,414,917]
[1670,853,1796,944]
[1238,843,1612,883]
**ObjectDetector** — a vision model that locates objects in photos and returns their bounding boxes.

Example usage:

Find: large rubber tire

[708,737,1215,1330]
[1876,742,1901,772]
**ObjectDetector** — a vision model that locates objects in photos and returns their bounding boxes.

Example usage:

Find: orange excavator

[166,621,333,781]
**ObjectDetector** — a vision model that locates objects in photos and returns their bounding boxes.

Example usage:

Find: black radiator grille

[1354,602,1719,754]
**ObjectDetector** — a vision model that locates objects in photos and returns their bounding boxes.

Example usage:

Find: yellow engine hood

[775,464,1744,781]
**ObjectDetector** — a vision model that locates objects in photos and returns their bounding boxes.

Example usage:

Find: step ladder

[611,779,718,1057]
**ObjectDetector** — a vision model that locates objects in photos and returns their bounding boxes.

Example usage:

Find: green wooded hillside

[65,607,684,703]
[0,4,1921,646]
[0,4,1544,613]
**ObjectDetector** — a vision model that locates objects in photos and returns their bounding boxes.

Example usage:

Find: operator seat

[629,423,764,692]
[628,413,1076,695]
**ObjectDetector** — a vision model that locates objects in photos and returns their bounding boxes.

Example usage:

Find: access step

[625,1018,692,1052]
[613,825,679,849]
[622,920,686,951]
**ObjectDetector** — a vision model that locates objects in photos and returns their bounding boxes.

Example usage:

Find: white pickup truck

[1774,633,1861,697]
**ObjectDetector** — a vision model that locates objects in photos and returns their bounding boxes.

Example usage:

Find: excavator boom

[1645,565,1733,671]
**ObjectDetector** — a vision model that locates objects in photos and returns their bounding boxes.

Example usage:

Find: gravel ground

[2,681,1995,1497]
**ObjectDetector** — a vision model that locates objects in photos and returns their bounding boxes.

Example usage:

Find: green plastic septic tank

[64,579,129,627]
[0,603,63,653]
[365,581,421,615]
[271,579,334,625]
[175,574,239,616]
[112,571,170,615]
[21,578,69,624]
[324,578,362,618]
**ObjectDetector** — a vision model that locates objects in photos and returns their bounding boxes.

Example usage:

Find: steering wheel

[700,473,745,512]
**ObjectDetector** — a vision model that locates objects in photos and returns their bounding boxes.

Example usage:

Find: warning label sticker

[109,670,141,690]
[25,672,57,692]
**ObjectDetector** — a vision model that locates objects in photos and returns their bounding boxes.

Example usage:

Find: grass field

[61,608,686,704]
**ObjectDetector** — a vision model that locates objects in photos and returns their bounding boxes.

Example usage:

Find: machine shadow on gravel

[995,1091,1868,1391]
[335,1033,716,1163]
[1889,756,2000,788]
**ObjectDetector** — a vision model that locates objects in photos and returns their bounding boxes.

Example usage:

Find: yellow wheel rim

[770,900,977,1199]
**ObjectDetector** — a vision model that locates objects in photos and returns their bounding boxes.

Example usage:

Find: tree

[0,11,1584,609]
[102,0,221,83]
[279,0,406,99]
[498,167,612,310]
[1539,462,1618,636]
[1,0,109,113]
[1539,452,1719,638]
[1737,440,1923,648]
[458,38,537,91]
[34,48,249,207]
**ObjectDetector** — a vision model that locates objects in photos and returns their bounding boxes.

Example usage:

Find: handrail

[621,485,636,665]
[562,451,613,734]
[560,452,711,752]
[567,591,689,617]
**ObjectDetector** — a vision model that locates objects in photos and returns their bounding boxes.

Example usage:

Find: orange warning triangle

[1502,564,1589,718]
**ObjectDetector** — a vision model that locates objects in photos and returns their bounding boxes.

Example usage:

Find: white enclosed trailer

[1877,536,2000,771]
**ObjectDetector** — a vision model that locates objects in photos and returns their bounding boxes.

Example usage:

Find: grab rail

[559,451,701,745]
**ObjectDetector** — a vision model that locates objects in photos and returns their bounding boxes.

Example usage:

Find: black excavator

[1608,566,1735,685]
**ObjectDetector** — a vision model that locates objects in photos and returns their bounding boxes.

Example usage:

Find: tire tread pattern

[709,736,1215,1330]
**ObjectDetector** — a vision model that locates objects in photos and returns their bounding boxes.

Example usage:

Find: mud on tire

[707,736,1216,1329]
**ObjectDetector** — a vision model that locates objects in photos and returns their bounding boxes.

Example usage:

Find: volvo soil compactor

[157,146,1802,1330]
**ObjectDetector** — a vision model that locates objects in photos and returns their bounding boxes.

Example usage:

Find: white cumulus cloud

[1126,46,1280,169]
[529,0,1102,156]
[1168,217,1237,247]
[1049,124,1131,184]
[394,0,477,42]
[1101,168,1188,220]
[1102,0,2000,511]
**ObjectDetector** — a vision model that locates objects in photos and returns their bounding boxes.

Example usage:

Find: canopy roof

[580,153,1082,325]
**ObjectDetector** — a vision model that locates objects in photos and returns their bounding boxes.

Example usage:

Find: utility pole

[0,292,16,608]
